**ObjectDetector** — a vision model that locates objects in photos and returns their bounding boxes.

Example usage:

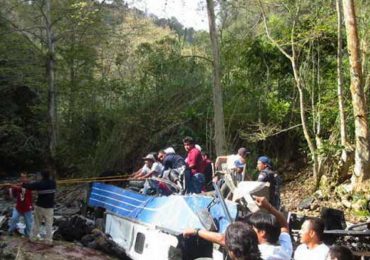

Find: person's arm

[134,171,146,179]
[22,181,43,191]
[140,170,157,179]
[257,171,267,182]
[215,156,227,170]
[183,228,225,246]
[9,186,21,198]
[131,168,143,178]
[253,196,289,233]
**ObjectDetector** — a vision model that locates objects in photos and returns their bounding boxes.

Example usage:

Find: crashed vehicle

[88,180,270,260]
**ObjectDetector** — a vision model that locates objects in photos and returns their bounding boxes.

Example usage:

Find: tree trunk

[46,0,57,167]
[336,0,352,181]
[292,60,319,185]
[337,0,346,147]
[206,0,227,156]
[343,0,370,185]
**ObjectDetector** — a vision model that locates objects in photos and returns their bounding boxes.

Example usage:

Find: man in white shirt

[182,196,293,260]
[251,196,292,260]
[215,147,250,173]
[294,218,329,260]
[132,153,163,180]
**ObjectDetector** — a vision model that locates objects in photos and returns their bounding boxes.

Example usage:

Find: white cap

[164,147,175,154]
[195,144,202,151]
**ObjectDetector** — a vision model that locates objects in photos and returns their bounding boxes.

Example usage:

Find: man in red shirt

[8,172,33,237]
[183,136,204,193]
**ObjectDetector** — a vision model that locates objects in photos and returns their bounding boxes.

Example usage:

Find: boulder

[81,229,129,259]
[298,197,315,210]
[54,215,94,242]
[352,199,368,211]
[342,199,352,209]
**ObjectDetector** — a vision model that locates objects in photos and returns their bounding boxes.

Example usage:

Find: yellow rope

[58,177,136,185]
[0,175,135,187]
[58,174,130,182]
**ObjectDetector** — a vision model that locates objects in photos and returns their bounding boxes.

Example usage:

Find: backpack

[258,168,282,210]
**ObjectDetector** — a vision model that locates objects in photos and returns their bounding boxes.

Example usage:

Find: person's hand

[183,228,197,238]
[253,196,272,211]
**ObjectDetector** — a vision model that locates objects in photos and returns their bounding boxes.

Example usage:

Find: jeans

[186,172,205,194]
[142,179,158,195]
[8,208,33,237]
[143,179,173,196]
[31,206,54,243]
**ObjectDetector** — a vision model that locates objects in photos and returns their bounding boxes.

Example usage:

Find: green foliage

[0,22,47,172]
[1,0,369,179]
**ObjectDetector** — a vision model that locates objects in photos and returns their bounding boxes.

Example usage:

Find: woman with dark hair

[225,222,262,260]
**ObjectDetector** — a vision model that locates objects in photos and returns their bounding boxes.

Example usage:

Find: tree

[206,0,227,156]
[0,0,106,172]
[257,0,323,187]
[44,0,57,166]
[342,0,370,186]
[336,0,352,181]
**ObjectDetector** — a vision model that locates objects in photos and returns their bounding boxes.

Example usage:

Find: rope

[58,177,136,185]
[0,175,181,187]
[0,175,133,187]
[58,174,130,182]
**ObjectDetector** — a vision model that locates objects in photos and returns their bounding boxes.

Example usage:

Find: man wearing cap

[215,147,250,175]
[131,153,162,180]
[156,148,187,194]
[214,148,250,198]
[257,156,281,210]
[133,153,163,195]
[158,148,186,172]
[137,154,163,180]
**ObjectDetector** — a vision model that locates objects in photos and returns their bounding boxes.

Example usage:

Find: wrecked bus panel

[88,182,237,260]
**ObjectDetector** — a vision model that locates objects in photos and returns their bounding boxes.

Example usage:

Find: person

[183,136,204,193]
[133,153,163,180]
[8,172,33,237]
[157,148,187,194]
[225,222,262,260]
[248,196,292,259]
[139,154,164,195]
[215,147,250,175]
[257,156,281,210]
[214,147,250,198]
[294,218,329,260]
[158,147,186,172]
[182,196,293,260]
[22,170,56,244]
[326,246,353,260]
[202,152,213,191]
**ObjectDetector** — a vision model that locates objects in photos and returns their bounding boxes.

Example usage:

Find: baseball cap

[238,147,250,157]
[258,156,272,168]
[142,154,155,161]
[164,147,175,154]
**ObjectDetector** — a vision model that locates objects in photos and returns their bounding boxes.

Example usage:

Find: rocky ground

[0,235,114,260]
[1,172,369,259]
[0,180,128,260]
[281,169,370,258]
[281,169,370,223]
